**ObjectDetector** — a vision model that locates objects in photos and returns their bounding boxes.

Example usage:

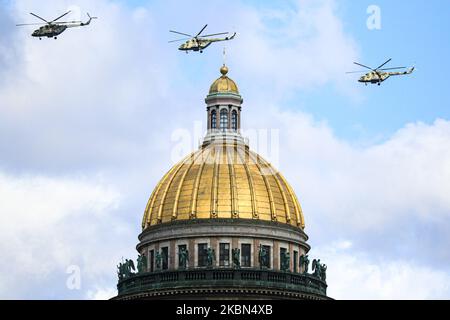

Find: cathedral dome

[209,65,239,94]
[116,64,330,301]
[141,141,305,229]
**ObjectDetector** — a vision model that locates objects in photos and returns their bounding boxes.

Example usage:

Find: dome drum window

[211,110,217,129]
[220,109,228,132]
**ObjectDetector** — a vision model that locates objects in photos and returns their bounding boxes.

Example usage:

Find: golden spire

[221,47,229,76]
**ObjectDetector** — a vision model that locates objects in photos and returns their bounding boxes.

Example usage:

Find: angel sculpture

[300,254,310,274]
[137,254,148,273]
[232,248,241,269]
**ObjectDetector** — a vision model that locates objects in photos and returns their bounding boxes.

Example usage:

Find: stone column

[273,241,279,271]
[207,108,211,130]
[169,241,176,270]
[188,239,195,269]
[254,239,260,268]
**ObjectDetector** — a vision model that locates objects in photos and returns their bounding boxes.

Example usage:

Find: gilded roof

[209,65,239,95]
[142,142,305,230]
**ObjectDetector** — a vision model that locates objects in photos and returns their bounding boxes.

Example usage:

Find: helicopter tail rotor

[81,13,97,26]
[87,13,98,20]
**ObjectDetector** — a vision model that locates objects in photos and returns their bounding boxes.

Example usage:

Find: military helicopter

[16,11,97,40]
[169,25,236,53]
[346,59,415,86]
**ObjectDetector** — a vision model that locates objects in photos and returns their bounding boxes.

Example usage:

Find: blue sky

[1,0,450,299]
[247,0,450,142]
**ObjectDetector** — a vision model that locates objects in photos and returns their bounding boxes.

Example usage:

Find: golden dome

[142,142,305,229]
[209,65,239,94]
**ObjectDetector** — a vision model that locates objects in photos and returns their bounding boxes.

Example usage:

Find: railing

[117,268,327,297]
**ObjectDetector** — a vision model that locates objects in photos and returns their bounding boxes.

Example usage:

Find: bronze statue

[321,264,327,282]
[117,263,124,281]
[117,259,136,281]
[281,251,290,271]
[155,250,162,270]
[137,254,147,273]
[312,259,321,278]
[125,259,135,277]
[179,247,189,269]
[312,259,327,282]
[232,248,241,269]
[258,245,268,269]
[206,247,215,267]
[300,254,310,274]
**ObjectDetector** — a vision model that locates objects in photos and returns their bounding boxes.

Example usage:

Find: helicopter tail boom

[388,67,415,76]
[207,33,237,43]
[65,13,97,28]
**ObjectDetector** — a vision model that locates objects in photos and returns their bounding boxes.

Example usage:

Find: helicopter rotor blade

[375,58,392,71]
[353,62,374,71]
[29,12,49,24]
[195,24,208,38]
[54,21,83,24]
[345,71,367,74]
[379,66,407,71]
[200,32,229,38]
[169,30,192,37]
[52,10,72,23]
[16,23,47,26]
[168,38,190,43]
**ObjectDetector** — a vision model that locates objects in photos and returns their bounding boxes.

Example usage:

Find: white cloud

[86,287,117,300]
[230,0,360,98]
[0,0,181,172]
[0,171,129,299]
[246,108,450,298]
[253,109,450,233]
[314,241,450,300]
[0,172,119,232]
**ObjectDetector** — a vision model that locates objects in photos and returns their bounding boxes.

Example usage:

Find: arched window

[211,110,217,129]
[232,110,238,131]
[220,109,228,132]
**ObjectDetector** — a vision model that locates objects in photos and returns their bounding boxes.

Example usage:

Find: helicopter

[16,11,97,40]
[346,59,415,86]
[169,25,236,53]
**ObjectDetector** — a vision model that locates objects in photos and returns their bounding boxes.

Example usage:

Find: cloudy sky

[1,0,449,300]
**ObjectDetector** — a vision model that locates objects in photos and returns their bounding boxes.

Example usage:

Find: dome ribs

[189,147,212,220]
[210,144,221,218]
[258,157,292,224]
[226,145,239,218]
[143,145,305,229]
[247,150,277,222]
[157,153,195,224]
[172,150,205,222]
[142,157,184,229]
[141,65,306,230]
[277,172,305,229]
[237,146,258,219]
